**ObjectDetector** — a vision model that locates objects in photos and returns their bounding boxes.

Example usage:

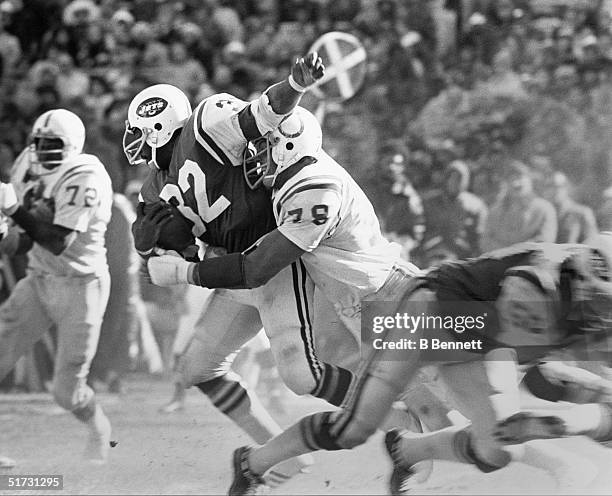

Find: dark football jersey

[139,92,282,253]
[424,243,582,360]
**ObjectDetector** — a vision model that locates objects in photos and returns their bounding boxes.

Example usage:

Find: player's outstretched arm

[147,229,304,288]
[263,52,325,116]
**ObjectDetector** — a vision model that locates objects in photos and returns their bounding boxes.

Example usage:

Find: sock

[196,374,282,444]
[311,363,354,407]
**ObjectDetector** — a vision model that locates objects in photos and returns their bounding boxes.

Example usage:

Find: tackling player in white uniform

[148,108,612,494]
[148,107,411,336]
[0,109,113,463]
[127,55,378,486]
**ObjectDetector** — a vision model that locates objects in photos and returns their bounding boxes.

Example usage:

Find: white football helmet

[243,106,322,189]
[569,232,612,331]
[123,84,192,169]
[29,109,85,176]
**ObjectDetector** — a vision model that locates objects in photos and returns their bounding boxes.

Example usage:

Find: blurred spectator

[34,85,61,115]
[266,18,313,68]
[56,52,90,102]
[83,75,114,123]
[60,0,102,65]
[164,40,207,98]
[544,171,597,243]
[382,151,425,259]
[423,159,488,258]
[597,185,612,232]
[481,161,557,252]
[62,0,100,27]
[554,26,578,67]
[76,22,112,68]
[0,7,21,79]
[383,32,430,109]
[90,193,140,393]
[218,41,262,99]
[212,0,245,44]
[577,35,607,88]
[0,142,14,182]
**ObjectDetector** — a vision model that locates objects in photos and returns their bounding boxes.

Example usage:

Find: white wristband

[177,260,193,285]
[288,74,307,93]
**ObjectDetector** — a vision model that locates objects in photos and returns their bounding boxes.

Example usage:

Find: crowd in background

[2,0,612,391]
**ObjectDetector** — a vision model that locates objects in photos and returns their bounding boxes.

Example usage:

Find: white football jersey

[273,151,406,335]
[11,149,113,277]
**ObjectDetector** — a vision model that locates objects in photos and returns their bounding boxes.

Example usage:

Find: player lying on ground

[0,109,114,464]
[126,54,387,485]
[145,109,612,494]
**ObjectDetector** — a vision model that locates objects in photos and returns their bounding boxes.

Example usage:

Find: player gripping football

[125,54,378,486]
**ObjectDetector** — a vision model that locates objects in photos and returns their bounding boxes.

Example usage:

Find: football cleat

[494,412,567,444]
[228,446,267,496]
[84,411,112,464]
[385,429,419,495]
[159,384,186,414]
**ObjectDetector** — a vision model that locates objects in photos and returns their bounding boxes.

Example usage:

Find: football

[142,201,195,252]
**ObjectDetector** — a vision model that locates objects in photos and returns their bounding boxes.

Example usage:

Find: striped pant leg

[257,261,353,404]
[256,262,320,396]
[300,288,434,451]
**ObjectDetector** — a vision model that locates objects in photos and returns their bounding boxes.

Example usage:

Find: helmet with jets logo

[243,106,322,189]
[123,84,192,169]
[29,109,85,176]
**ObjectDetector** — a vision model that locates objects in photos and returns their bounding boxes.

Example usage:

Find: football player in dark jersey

[123,53,371,486]
[220,238,611,495]
[151,228,612,494]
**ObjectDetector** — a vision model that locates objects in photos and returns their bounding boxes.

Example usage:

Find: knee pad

[454,428,510,473]
[196,373,250,416]
[299,411,377,451]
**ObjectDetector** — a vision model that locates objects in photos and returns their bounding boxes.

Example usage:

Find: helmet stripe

[44,111,53,128]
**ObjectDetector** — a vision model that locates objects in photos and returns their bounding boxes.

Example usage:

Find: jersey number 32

[159,159,230,237]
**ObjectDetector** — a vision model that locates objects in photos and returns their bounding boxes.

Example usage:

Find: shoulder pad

[201,94,248,124]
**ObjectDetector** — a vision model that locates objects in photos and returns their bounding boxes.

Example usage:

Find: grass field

[1,374,611,495]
